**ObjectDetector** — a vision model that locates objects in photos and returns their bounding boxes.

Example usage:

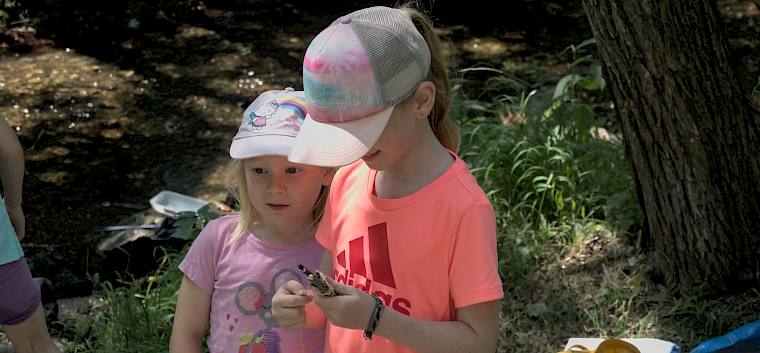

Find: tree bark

[581,0,760,292]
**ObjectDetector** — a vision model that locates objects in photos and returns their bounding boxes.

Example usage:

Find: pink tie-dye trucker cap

[288,6,431,167]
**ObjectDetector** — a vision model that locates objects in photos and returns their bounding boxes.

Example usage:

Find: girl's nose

[270,176,286,193]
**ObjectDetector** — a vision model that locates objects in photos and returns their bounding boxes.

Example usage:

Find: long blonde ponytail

[402,6,461,152]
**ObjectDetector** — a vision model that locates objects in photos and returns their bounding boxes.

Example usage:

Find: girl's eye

[253,168,266,174]
[286,167,299,174]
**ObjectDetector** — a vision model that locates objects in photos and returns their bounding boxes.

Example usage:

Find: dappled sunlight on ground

[0,49,135,137]
[0,3,594,286]
[461,37,527,59]
[501,224,760,352]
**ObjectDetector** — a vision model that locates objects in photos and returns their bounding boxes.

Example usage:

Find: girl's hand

[4,202,24,240]
[313,277,376,330]
[272,280,313,330]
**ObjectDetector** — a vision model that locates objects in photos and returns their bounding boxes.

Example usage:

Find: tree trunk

[581,0,760,292]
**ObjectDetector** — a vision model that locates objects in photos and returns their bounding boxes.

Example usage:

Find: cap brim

[288,106,394,167]
[230,135,296,159]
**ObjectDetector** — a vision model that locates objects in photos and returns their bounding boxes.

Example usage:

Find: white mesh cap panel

[349,6,431,107]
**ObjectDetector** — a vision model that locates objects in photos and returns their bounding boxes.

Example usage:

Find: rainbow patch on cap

[276,96,307,121]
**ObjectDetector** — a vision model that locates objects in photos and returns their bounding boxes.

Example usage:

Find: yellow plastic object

[558,339,641,353]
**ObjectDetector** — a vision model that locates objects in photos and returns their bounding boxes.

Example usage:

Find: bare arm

[0,118,25,239]
[374,300,501,353]
[316,281,501,353]
[170,276,211,353]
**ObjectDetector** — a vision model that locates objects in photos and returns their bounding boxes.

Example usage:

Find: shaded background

[0,0,758,335]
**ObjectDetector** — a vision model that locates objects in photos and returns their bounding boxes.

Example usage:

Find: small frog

[297,264,337,297]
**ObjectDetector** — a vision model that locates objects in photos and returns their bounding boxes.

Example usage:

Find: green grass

[57,247,190,353]
[453,47,760,352]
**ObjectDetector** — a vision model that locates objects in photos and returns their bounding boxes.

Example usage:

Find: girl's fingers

[280,280,307,296]
[273,281,313,308]
[273,307,305,327]
[329,279,357,296]
[275,292,313,308]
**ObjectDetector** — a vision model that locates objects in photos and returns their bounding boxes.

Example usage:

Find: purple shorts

[0,258,41,325]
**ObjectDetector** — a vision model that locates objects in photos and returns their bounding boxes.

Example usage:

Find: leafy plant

[58,248,199,353]
[453,38,642,286]
[170,203,221,240]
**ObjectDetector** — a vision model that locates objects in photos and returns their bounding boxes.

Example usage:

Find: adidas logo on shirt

[333,223,412,315]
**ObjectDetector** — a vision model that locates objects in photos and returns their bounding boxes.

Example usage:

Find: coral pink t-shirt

[179,215,325,353]
[316,154,504,353]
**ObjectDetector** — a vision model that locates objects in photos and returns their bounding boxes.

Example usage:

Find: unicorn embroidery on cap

[248,100,278,130]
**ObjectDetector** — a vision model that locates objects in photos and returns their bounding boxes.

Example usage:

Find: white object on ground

[563,338,681,353]
[149,190,208,216]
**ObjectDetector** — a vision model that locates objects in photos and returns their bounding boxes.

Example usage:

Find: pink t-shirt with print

[179,215,325,353]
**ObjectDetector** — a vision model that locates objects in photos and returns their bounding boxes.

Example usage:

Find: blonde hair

[402,6,461,152]
[226,159,330,244]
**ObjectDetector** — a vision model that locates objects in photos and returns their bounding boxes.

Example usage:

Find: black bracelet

[363,294,385,340]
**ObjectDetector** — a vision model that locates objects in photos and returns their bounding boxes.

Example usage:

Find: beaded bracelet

[363,295,385,340]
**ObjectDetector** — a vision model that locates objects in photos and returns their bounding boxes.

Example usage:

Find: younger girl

[273,6,503,353]
[170,88,333,353]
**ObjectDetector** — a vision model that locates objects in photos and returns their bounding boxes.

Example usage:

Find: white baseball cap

[230,88,308,159]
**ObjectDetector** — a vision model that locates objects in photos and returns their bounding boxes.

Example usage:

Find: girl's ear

[321,167,337,186]
[412,81,436,120]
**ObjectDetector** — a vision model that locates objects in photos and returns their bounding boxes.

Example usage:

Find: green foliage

[56,204,221,351]
[454,39,760,353]
[0,0,28,29]
[498,238,760,353]
[454,40,642,284]
[59,248,200,353]
[752,76,760,106]
[171,203,221,240]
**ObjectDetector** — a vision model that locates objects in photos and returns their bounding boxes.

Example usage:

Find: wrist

[363,294,385,340]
